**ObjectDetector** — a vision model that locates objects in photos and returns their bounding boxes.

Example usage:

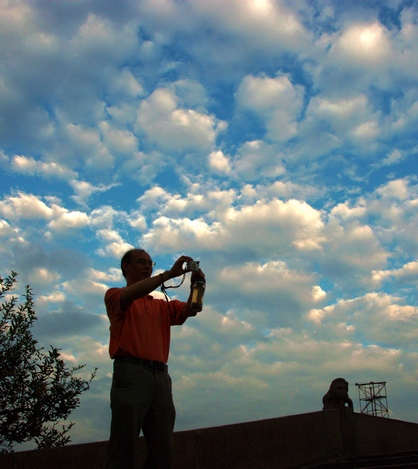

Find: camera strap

[160,273,186,303]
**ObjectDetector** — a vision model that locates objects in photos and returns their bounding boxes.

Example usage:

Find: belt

[114,356,168,372]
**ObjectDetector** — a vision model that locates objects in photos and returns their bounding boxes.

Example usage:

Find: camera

[187,260,200,272]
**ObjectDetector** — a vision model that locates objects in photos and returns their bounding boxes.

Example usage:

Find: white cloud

[37,291,67,312]
[184,0,312,58]
[63,276,108,301]
[331,200,368,221]
[0,219,18,238]
[11,155,77,180]
[372,149,405,168]
[69,179,117,207]
[376,178,410,201]
[99,121,138,156]
[233,140,286,180]
[107,69,144,100]
[162,188,236,218]
[0,192,53,220]
[95,229,133,259]
[134,0,312,88]
[373,261,418,288]
[330,22,392,67]
[208,150,231,174]
[136,186,172,211]
[63,123,114,169]
[0,192,94,239]
[143,195,325,260]
[305,94,381,142]
[396,7,418,80]
[121,150,169,183]
[323,222,388,275]
[236,74,304,142]
[222,198,324,253]
[136,88,225,153]
[90,206,128,229]
[313,20,396,94]
[67,13,138,72]
[48,210,90,233]
[217,261,319,321]
[30,267,61,285]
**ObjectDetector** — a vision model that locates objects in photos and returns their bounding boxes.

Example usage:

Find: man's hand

[167,255,194,279]
[190,269,205,287]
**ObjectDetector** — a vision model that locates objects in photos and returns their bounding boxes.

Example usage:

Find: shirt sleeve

[169,299,188,325]
[105,288,126,335]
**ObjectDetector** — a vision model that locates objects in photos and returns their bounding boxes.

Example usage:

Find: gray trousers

[105,362,176,469]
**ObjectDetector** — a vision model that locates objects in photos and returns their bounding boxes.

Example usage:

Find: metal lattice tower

[355,381,389,418]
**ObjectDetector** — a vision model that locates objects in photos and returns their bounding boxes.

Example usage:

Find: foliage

[0,272,97,453]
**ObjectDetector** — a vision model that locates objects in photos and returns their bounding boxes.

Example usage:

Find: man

[105,248,205,469]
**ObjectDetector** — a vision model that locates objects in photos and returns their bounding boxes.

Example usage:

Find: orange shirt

[105,288,187,363]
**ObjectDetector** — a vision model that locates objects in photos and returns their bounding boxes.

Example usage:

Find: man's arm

[120,255,193,311]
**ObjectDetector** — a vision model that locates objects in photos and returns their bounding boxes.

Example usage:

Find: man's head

[121,249,155,283]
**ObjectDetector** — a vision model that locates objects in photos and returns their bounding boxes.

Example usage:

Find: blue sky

[1,0,418,448]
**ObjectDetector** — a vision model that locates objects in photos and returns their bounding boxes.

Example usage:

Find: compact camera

[187,260,200,272]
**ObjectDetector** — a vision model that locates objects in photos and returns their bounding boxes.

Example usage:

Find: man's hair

[120,248,146,278]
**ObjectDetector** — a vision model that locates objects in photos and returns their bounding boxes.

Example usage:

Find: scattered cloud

[1,0,418,449]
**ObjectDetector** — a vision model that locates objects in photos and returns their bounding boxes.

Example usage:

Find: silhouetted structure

[322,377,353,411]
[355,381,389,418]
[2,409,418,469]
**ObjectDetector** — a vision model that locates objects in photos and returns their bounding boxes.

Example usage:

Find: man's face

[123,250,154,283]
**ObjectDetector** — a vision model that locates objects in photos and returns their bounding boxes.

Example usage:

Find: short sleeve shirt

[105,287,187,363]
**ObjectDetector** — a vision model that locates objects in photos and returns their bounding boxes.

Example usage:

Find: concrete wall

[1,410,418,469]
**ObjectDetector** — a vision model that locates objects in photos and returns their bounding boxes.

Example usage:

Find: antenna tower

[355,381,389,418]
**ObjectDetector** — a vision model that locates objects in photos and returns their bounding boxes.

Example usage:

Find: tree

[0,272,97,453]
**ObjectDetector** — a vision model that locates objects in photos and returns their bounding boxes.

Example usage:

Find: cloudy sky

[1,0,418,448]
